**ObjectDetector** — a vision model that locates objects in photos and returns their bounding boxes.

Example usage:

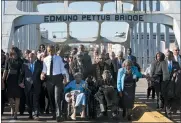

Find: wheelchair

[61,79,98,120]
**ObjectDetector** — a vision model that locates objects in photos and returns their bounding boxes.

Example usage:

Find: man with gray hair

[173,46,181,67]
[19,52,43,120]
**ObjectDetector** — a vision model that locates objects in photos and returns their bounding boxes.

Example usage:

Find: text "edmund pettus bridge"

[44,14,144,23]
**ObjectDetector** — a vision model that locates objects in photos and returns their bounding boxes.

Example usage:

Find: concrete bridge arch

[2,0,180,55]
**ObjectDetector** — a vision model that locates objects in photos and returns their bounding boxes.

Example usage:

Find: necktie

[168,62,172,73]
[50,56,53,76]
[118,59,122,69]
[30,63,34,73]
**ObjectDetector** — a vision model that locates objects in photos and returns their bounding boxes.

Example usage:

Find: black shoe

[156,104,159,109]
[56,117,63,122]
[29,115,33,119]
[127,115,131,121]
[13,115,18,120]
[40,111,44,115]
[122,110,126,118]
[147,96,149,99]
[20,112,24,115]
[160,105,164,109]
[97,112,106,118]
[52,115,56,120]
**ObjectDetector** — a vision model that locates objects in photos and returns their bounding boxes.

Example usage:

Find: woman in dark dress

[117,60,142,121]
[150,52,165,109]
[1,51,6,114]
[2,47,23,119]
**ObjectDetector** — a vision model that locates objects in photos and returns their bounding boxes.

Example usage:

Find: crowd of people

[1,44,181,122]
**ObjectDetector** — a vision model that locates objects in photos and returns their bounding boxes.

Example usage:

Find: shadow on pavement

[136,94,181,123]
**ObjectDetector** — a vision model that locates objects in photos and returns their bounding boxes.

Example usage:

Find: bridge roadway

[2,79,180,123]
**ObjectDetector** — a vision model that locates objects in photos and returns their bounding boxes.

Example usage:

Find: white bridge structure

[2,0,180,69]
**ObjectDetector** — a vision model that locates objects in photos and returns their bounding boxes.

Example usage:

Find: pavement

[135,78,181,123]
[2,78,180,123]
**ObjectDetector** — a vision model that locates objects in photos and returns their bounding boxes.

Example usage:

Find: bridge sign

[44,14,144,22]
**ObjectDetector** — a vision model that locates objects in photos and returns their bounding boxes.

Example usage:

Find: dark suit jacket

[20,59,43,94]
[161,60,180,81]
[82,52,92,73]
[92,62,111,81]
[161,61,180,100]
[105,59,114,75]
[173,55,181,61]
[173,55,181,67]
[115,58,125,71]
[127,55,137,63]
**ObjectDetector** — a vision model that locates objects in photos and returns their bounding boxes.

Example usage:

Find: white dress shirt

[42,55,66,75]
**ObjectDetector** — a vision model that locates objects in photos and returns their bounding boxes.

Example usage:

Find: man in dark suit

[78,45,92,79]
[173,46,181,67]
[126,48,137,63]
[69,53,86,79]
[19,53,43,120]
[161,50,180,118]
[105,53,115,80]
[126,48,141,71]
[92,55,111,83]
[116,51,125,70]
[1,51,6,115]
[19,49,31,115]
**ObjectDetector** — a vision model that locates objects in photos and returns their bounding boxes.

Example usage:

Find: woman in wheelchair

[64,72,87,120]
[95,70,118,119]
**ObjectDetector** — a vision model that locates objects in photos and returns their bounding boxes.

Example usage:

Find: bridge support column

[115,0,123,13]
[2,21,15,53]
[98,22,102,39]
[137,0,142,68]
[129,24,133,51]
[156,0,161,52]
[133,23,137,57]
[149,22,154,63]
[143,0,147,70]
[173,19,181,49]
[67,22,71,39]
[149,0,154,63]
[165,25,170,49]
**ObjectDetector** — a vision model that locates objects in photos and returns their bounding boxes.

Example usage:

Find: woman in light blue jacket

[117,59,142,121]
[64,72,87,120]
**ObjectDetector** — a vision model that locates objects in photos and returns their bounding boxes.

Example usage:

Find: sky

[37,1,167,39]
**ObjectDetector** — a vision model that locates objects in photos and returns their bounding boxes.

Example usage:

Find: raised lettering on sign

[44,14,144,22]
